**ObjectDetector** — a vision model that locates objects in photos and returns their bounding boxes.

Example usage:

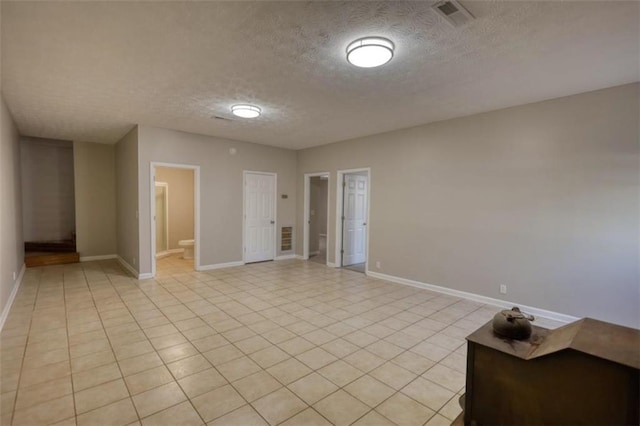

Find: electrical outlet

[499,284,507,294]
[13,271,16,281]
[375,261,381,269]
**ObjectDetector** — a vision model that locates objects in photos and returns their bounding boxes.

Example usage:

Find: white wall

[155,166,194,250]
[20,137,75,242]
[297,83,640,328]
[137,126,297,274]
[74,141,117,257]
[0,94,24,321]
[115,126,139,272]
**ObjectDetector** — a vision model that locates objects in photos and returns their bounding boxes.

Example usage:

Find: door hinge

[341,216,345,221]
[342,182,346,188]
[340,249,344,254]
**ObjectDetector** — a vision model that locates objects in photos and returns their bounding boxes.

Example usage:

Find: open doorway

[303,172,330,265]
[22,138,78,267]
[151,163,199,277]
[336,168,370,273]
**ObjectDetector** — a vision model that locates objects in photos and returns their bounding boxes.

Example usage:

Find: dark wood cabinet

[464,318,639,425]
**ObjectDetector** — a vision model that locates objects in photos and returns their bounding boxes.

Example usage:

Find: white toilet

[178,239,195,260]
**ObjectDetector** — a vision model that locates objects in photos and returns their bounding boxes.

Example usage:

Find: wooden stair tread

[25,240,76,253]
[25,252,80,267]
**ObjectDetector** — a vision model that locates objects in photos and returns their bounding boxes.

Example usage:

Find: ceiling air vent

[432,0,474,28]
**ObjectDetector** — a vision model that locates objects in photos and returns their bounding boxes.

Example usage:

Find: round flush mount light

[231,104,261,118]
[346,37,395,68]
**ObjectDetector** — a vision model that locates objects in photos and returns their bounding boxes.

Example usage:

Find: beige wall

[296,83,640,328]
[137,126,297,274]
[155,167,194,250]
[20,137,75,242]
[115,126,139,272]
[0,94,24,319]
[309,177,328,253]
[74,141,117,258]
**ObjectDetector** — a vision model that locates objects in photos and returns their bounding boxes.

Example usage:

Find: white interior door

[245,172,276,263]
[343,174,368,266]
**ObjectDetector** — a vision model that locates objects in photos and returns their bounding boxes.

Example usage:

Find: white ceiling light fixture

[346,37,395,68]
[231,104,261,118]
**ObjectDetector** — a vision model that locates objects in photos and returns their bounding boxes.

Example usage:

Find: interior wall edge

[115,125,140,274]
[117,255,136,277]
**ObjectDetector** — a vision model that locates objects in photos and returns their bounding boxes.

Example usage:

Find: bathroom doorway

[303,172,330,265]
[150,163,198,277]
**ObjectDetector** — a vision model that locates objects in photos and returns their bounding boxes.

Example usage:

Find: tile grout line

[105,262,207,424]
[109,263,244,425]
[157,259,473,424]
[149,269,298,425]
[151,261,346,424]
[75,261,143,424]
[63,265,78,424]
[196,260,471,424]
[8,268,39,426]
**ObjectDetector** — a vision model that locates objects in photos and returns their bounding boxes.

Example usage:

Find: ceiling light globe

[231,104,261,118]
[346,37,394,68]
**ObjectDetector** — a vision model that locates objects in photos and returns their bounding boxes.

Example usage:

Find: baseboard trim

[156,249,182,260]
[138,273,153,280]
[117,256,139,278]
[80,254,117,262]
[366,270,579,324]
[327,262,337,268]
[0,263,26,333]
[275,254,297,261]
[197,261,245,271]
[309,251,320,256]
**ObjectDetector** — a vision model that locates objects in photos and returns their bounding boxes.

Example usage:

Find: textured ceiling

[1,1,639,149]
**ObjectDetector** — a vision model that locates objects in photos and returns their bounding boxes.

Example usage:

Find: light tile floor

[343,263,365,274]
[308,253,326,265]
[0,254,563,425]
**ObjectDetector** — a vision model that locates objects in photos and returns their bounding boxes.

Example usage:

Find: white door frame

[335,168,371,269]
[303,172,330,263]
[243,171,278,263]
[154,181,169,255]
[150,162,200,277]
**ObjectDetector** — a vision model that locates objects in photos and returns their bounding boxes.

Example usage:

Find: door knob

[363,222,367,226]
[270,220,275,224]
